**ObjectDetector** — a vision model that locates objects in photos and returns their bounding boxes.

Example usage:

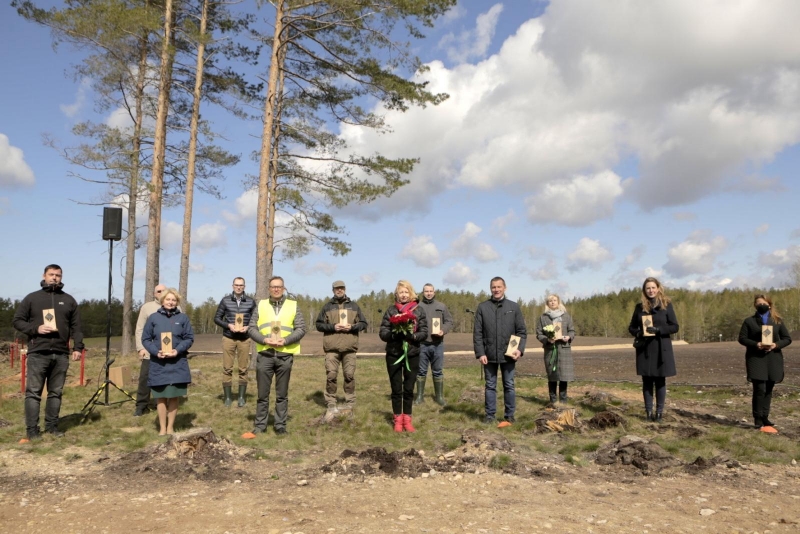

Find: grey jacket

[473,297,527,363]
[417,298,454,344]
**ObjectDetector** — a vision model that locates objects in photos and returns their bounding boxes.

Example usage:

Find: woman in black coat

[379,280,428,433]
[738,294,792,433]
[628,277,679,422]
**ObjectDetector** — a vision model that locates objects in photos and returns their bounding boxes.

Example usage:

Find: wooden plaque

[762,325,773,345]
[42,308,58,331]
[431,317,442,335]
[270,321,282,342]
[160,332,173,353]
[505,335,521,356]
[234,313,245,331]
[338,310,349,327]
[641,315,655,337]
[553,322,563,339]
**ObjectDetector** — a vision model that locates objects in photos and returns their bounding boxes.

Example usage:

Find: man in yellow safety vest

[242,276,306,437]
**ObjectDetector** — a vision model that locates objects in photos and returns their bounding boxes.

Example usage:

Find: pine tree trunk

[145,0,177,299]
[179,0,209,304]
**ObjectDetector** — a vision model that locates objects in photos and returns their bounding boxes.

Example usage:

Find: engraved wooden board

[42,308,58,331]
[161,332,173,353]
[762,325,773,345]
[642,315,655,336]
[505,335,521,356]
[234,313,244,331]
[270,321,282,342]
[431,317,442,335]
[338,310,349,326]
[553,322,563,339]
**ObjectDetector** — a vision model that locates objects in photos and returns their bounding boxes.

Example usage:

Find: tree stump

[168,428,218,458]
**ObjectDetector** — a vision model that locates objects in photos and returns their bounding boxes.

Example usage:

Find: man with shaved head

[134,284,169,416]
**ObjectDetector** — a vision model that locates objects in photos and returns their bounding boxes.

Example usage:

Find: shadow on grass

[305,390,327,408]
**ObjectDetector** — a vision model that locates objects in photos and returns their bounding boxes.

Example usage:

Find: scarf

[545,308,564,320]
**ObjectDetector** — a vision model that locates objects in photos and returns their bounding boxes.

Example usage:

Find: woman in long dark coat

[738,294,792,433]
[535,294,576,404]
[628,277,679,422]
[379,280,428,433]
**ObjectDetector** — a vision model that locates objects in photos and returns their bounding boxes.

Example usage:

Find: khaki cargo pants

[324,351,356,407]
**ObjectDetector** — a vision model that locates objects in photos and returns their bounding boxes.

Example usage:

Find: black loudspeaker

[102,207,123,241]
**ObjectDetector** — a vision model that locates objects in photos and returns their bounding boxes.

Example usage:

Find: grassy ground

[2,351,799,468]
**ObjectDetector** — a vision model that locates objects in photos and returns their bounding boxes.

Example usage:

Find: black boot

[433,377,447,407]
[414,377,426,405]
[645,410,653,421]
[559,389,568,404]
[223,385,233,407]
[655,412,663,423]
[237,384,247,408]
[548,381,557,405]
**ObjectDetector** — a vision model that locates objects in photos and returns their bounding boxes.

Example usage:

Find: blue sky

[1,0,799,305]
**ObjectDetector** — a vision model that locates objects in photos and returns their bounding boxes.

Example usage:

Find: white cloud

[161,221,184,250]
[106,107,134,130]
[447,222,499,263]
[400,235,441,268]
[294,260,338,277]
[189,263,205,273]
[442,261,479,286]
[754,223,769,236]
[490,209,515,242]
[0,134,35,187]
[359,273,378,286]
[439,4,504,64]
[526,171,628,226]
[565,238,613,273]
[529,258,557,281]
[60,78,90,118]
[193,222,227,252]
[441,4,467,24]
[663,230,728,277]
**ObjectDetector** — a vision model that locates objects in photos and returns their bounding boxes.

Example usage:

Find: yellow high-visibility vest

[255,299,300,354]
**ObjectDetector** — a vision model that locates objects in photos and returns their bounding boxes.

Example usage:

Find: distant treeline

[3,286,798,344]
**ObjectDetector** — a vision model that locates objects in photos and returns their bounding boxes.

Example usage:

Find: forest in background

[4,284,798,346]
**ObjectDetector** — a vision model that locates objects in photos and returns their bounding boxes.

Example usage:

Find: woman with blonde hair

[379,280,428,432]
[142,288,194,435]
[535,294,576,403]
[738,294,792,433]
[628,277,679,422]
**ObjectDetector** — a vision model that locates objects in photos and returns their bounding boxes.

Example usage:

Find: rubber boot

[559,390,568,404]
[548,381,557,405]
[433,377,447,407]
[237,384,247,407]
[393,414,404,432]
[402,414,416,433]
[223,385,233,407]
[414,377,426,405]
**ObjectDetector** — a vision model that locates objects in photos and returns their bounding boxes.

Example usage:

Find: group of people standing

[12,266,793,442]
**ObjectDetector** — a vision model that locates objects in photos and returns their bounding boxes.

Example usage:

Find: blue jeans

[418,343,444,379]
[483,361,516,420]
[25,352,70,434]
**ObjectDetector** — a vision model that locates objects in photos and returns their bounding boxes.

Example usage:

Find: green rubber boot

[414,377,426,405]
[223,385,233,407]
[237,384,247,407]
[433,377,447,407]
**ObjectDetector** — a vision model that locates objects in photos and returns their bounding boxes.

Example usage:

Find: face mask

[756,304,770,315]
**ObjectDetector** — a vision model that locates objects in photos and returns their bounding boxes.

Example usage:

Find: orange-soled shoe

[18,438,30,444]
[497,421,513,429]
[241,431,258,439]
[759,425,778,434]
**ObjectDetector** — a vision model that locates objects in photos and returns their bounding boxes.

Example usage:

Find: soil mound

[595,435,682,475]
[587,410,626,429]
[684,455,741,474]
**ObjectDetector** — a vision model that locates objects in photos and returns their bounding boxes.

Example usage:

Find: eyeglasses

[233,284,245,287]
[269,285,284,289]
[155,290,164,293]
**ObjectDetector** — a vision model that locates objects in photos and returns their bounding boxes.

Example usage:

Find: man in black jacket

[214,277,256,407]
[13,264,84,441]
[473,276,527,428]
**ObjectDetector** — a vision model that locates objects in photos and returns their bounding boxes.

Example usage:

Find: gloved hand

[646,326,660,335]
[405,333,416,342]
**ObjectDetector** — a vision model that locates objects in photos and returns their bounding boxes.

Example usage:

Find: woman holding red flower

[379,280,428,432]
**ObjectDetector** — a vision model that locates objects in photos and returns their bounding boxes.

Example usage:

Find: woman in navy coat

[628,277,679,422]
[142,288,194,435]
[738,294,792,433]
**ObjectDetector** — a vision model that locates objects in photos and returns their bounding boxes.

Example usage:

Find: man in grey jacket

[416,283,454,406]
[473,277,527,428]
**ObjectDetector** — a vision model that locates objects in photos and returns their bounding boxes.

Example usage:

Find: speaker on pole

[102,207,123,241]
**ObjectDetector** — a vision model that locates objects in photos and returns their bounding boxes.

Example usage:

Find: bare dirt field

[2,336,799,533]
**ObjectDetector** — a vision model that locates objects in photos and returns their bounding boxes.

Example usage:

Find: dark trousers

[642,376,666,413]
[386,353,419,415]
[751,379,776,426]
[25,352,70,434]
[254,353,293,431]
[135,358,151,412]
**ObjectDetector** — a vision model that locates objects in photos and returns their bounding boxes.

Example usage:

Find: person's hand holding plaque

[505,335,521,360]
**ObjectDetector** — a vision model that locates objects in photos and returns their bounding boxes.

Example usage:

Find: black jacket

[628,302,679,377]
[13,285,84,355]
[738,314,791,382]
[473,297,527,363]
[379,303,428,359]
[315,296,368,353]
[214,293,256,340]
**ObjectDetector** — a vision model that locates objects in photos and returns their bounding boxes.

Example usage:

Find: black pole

[105,238,113,405]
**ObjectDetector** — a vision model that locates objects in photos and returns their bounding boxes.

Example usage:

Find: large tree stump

[168,428,218,458]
